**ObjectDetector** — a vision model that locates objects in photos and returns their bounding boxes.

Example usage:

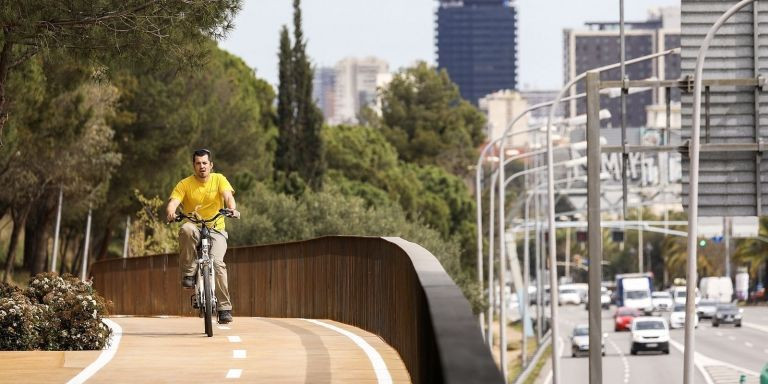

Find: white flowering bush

[0,273,111,351]
[0,289,41,350]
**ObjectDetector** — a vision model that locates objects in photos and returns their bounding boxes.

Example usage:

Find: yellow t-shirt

[170,173,234,231]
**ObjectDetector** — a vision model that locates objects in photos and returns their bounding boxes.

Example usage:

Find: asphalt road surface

[553,304,768,384]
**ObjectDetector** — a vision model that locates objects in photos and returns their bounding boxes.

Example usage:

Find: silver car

[570,324,606,357]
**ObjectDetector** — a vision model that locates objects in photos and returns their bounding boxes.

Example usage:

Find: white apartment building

[330,57,389,124]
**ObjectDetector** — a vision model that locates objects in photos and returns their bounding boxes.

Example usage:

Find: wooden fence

[90,236,503,384]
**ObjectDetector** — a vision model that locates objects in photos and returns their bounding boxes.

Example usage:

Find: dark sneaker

[218,310,233,324]
[182,276,195,288]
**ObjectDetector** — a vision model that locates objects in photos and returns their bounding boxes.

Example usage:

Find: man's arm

[222,190,240,218]
[166,198,181,223]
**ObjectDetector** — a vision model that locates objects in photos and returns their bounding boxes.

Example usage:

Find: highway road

[553,304,768,384]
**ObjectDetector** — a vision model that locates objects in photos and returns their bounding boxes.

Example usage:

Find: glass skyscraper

[436,0,518,105]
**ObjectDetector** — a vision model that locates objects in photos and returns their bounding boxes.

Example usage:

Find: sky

[219,0,680,90]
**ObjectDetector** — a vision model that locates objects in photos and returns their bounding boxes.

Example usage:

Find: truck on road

[615,273,654,314]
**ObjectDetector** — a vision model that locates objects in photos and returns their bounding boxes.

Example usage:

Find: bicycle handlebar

[173,209,239,224]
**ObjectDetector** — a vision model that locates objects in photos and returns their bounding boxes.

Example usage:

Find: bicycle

[173,209,239,337]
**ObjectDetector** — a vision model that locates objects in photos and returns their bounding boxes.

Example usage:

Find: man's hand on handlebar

[220,208,241,219]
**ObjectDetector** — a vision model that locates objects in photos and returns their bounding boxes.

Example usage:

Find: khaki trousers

[179,222,232,311]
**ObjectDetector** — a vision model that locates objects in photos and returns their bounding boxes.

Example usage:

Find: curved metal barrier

[91,236,503,384]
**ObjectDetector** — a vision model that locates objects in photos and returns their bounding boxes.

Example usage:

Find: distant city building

[312,67,336,122]
[479,90,529,146]
[331,57,389,124]
[519,89,563,120]
[563,6,680,128]
[436,0,518,106]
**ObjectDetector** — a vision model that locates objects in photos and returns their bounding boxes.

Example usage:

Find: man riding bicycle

[166,149,240,324]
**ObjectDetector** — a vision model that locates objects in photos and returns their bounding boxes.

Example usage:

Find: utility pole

[80,203,92,281]
[50,187,63,272]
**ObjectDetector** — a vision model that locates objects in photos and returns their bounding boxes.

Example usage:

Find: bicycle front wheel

[202,264,213,337]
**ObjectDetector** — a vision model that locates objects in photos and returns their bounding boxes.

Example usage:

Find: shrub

[0,273,111,351]
[0,289,41,351]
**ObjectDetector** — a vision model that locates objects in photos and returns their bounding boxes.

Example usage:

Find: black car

[711,303,743,327]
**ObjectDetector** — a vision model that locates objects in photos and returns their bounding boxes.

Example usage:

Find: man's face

[193,155,212,180]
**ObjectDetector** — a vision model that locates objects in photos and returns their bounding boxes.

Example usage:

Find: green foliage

[107,41,276,216]
[229,182,483,312]
[128,191,178,257]
[274,0,325,192]
[0,273,111,351]
[376,61,486,177]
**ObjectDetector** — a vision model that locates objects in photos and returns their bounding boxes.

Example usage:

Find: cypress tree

[291,0,325,189]
[274,0,325,192]
[275,26,295,179]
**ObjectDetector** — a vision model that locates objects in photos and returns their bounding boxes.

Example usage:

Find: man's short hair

[192,148,211,163]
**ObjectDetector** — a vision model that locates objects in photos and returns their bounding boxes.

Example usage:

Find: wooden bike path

[0,317,411,383]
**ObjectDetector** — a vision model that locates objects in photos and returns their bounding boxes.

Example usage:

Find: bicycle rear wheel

[202,264,213,337]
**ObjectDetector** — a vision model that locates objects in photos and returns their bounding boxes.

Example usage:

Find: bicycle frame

[175,210,231,337]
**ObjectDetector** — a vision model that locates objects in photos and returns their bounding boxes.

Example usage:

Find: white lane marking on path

[226,369,242,379]
[728,336,736,341]
[764,349,768,354]
[745,342,753,348]
[715,331,723,337]
[218,325,231,330]
[233,349,246,359]
[542,337,565,384]
[227,336,241,343]
[668,338,759,384]
[67,319,123,384]
[304,319,393,384]
[606,336,630,384]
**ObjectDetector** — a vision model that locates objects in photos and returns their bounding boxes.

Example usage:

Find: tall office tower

[312,67,336,122]
[563,6,681,129]
[331,57,389,124]
[436,0,518,106]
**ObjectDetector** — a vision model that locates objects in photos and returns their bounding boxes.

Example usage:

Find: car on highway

[559,287,582,306]
[669,303,699,329]
[696,299,719,319]
[630,317,670,355]
[652,291,673,312]
[614,306,642,332]
[584,286,612,310]
[712,303,743,327]
[570,324,606,357]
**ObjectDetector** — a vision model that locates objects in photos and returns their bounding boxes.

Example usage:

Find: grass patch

[521,344,552,384]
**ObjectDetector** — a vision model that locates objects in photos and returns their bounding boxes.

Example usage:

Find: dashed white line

[66,319,123,384]
[728,336,736,341]
[304,319,393,384]
[233,349,246,359]
[218,325,231,330]
[227,336,242,343]
[745,342,753,348]
[715,332,723,337]
[226,369,242,379]
[606,336,630,384]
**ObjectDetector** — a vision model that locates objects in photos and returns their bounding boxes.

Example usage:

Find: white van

[670,286,700,306]
[699,276,733,303]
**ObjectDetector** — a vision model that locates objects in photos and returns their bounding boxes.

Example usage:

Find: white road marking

[715,332,723,337]
[66,319,123,384]
[227,336,241,343]
[669,338,759,384]
[225,369,242,379]
[745,342,753,348]
[764,349,768,354]
[233,349,246,359]
[728,336,736,341]
[543,337,564,384]
[218,325,231,330]
[743,322,768,333]
[606,336,630,384]
[304,319,393,384]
